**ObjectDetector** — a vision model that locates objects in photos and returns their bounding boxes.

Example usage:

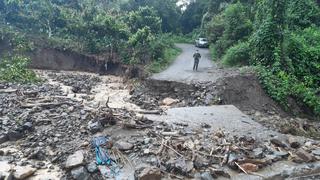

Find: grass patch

[146,46,182,73]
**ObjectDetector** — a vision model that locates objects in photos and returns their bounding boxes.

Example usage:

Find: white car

[195,38,209,48]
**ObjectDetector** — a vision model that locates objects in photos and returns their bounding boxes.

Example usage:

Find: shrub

[222,41,250,67]
[206,14,225,43]
[209,45,218,61]
[257,66,320,117]
[287,0,320,30]
[0,55,39,83]
[286,27,320,89]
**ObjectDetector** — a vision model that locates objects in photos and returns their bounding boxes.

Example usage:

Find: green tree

[125,6,162,33]
[287,0,320,30]
[121,0,181,32]
[250,0,286,67]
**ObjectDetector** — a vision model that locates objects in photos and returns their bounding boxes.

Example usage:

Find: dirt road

[151,43,237,84]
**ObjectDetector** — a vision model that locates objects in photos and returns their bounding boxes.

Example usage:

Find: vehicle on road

[195,38,209,48]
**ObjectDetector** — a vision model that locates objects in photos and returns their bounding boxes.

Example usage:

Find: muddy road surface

[151,43,238,84]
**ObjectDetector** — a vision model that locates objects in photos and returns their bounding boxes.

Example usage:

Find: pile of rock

[129,81,221,110]
[113,120,320,179]
[251,111,320,139]
[47,72,101,94]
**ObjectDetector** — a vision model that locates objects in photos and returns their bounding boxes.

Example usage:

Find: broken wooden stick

[0,88,17,93]
[160,139,184,157]
[235,162,248,174]
[136,110,162,115]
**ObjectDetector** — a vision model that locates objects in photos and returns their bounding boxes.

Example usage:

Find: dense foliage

[184,0,320,117]
[0,0,183,71]
[0,55,39,83]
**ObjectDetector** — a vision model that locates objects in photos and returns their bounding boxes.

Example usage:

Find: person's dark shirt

[193,52,201,60]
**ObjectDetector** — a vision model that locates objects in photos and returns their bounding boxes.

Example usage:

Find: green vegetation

[0,0,184,82]
[0,55,39,83]
[146,46,182,73]
[222,42,250,67]
[182,0,320,116]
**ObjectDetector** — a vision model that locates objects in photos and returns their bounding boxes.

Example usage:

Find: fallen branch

[0,89,17,93]
[136,110,162,115]
[235,162,248,174]
[160,139,184,157]
[20,102,73,109]
[161,131,180,136]
[156,139,166,155]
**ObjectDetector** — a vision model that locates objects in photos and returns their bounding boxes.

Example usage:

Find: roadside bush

[287,0,320,30]
[222,41,250,67]
[286,27,320,89]
[209,45,218,61]
[206,14,225,43]
[257,66,320,117]
[0,55,39,83]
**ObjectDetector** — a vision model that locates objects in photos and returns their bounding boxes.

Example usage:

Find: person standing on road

[193,50,201,71]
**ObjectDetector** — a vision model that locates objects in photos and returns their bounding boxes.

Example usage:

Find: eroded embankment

[0,39,144,78]
[132,73,286,115]
[130,73,320,140]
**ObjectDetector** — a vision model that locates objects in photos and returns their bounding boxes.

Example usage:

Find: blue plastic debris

[92,136,120,177]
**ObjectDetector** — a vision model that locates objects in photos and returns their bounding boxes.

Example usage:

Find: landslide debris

[1,71,320,180]
[47,72,101,94]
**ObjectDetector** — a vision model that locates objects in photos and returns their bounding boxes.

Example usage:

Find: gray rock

[204,94,214,105]
[270,138,287,148]
[144,138,151,144]
[265,154,279,162]
[115,141,134,151]
[0,134,8,144]
[201,172,214,180]
[86,162,98,173]
[273,151,289,158]
[137,166,161,180]
[296,149,315,162]
[312,149,320,156]
[22,122,33,131]
[7,131,23,141]
[253,148,264,158]
[65,150,85,169]
[71,166,89,180]
[87,121,102,133]
[13,166,36,180]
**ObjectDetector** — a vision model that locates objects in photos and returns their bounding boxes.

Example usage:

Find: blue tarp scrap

[92,136,120,177]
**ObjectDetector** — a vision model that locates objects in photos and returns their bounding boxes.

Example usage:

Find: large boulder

[115,141,134,151]
[71,166,90,180]
[162,98,179,106]
[137,167,161,180]
[13,166,36,180]
[65,150,85,169]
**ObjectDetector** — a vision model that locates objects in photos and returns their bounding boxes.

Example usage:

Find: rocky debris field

[1,71,320,180]
[130,77,320,141]
[249,111,320,140]
[129,81,222,111]
[47,72,101,94]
